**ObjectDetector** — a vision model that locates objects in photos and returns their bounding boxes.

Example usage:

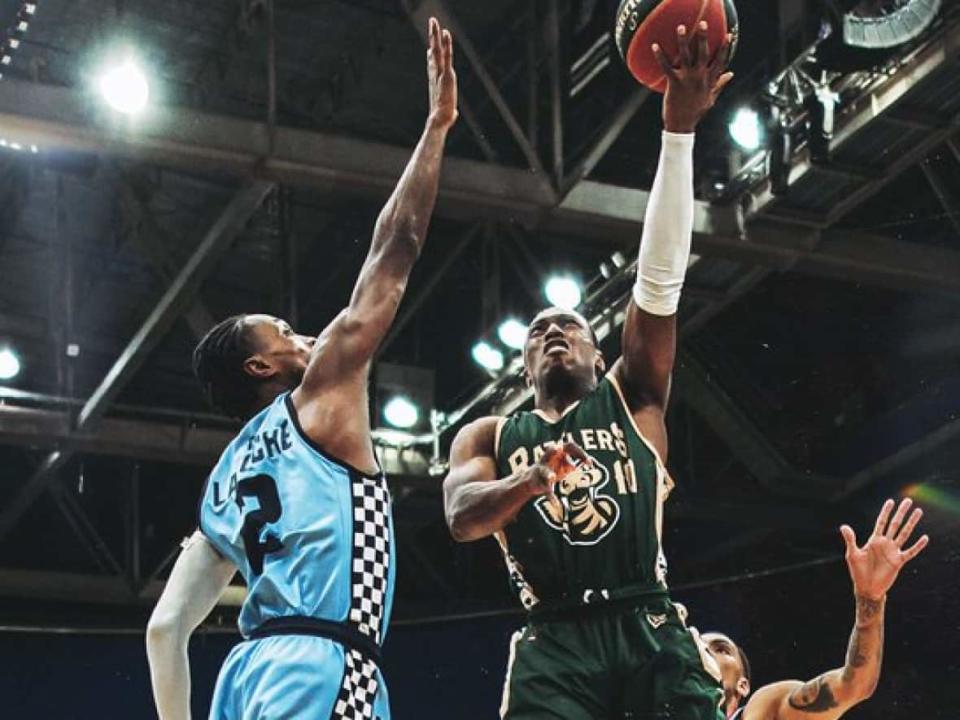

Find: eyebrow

[530,314,585,329]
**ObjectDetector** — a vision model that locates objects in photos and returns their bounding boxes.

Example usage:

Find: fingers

[652,43,677,81]
[676,24,692,68]
[885,498,913,539]
[901,534,930,563]
[840,524,858,555]
[709,33,734,82]
[711,71,734,99]
[873,498,895,537]
[428,16,439,53]
[442,27,454,72]
[561,441,591,466]
[695,21,709,68]
[894,507,923,547]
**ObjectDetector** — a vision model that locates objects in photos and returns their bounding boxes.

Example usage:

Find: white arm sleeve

[633,131,695,317]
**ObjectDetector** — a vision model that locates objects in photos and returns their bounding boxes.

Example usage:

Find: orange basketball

[615,0,739,93]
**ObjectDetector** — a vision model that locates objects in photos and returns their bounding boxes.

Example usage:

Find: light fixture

[497,318,527,351]
[544,276,583,310]
[472,341,505,372]
[98,58,150,115]
[0,348,21,380]
[729,108,763,151]
[383,396,420,429]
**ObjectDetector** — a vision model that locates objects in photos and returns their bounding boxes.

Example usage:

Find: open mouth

[544,338,570,355]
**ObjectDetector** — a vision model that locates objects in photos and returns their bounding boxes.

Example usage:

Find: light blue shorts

[208,635,390,720]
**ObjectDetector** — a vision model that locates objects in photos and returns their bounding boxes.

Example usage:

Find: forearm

[446,473,534,542]
[839,595,886,696]
[372,119,450,261]
[147,627,192,720]
[634,131,695,317]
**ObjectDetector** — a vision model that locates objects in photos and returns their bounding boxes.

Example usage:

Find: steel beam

[561,88,651,196]
[745,22,960,218]
[404,0,549,180]
[920,157,960,238]
[0,183,274,542]
[546,0,565,185]
[0,403,433,479]
[3,82,960,291]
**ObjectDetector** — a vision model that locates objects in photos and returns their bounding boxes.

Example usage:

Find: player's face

[245,315,315,388]
[524,308,600,386]
[702,632,748,701]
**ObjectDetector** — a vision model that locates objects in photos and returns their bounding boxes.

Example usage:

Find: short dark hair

[192,315,259,419]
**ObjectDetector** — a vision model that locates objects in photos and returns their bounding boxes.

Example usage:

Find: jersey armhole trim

[284,392,382,481]
[493,416,508,463]
[605,371,674,482]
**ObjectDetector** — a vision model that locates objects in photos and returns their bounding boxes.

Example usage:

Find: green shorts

[499,595,724,720]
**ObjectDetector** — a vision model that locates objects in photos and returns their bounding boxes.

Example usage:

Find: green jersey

[493,372,674,609]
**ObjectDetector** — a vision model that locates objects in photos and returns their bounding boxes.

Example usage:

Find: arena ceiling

[0,0,957,627]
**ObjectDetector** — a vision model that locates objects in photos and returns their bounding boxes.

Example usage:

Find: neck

[723,697,741,719]
[533,374,595,418]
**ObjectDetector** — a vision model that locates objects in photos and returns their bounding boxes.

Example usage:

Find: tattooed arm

[742,499,928,720]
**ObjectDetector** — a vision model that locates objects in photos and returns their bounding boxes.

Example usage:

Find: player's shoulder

[451,415,503,456]
[742,680,805,720]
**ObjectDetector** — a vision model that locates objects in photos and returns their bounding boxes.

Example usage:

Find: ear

[594,350,606,379]
[736,676,750,700]
[243,354,276,380]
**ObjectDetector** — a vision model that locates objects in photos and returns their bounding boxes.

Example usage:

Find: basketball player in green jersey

[705,498,929,720]
[444,23,734,720]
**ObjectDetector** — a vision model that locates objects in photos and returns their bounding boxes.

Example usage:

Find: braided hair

[192,315,260,420]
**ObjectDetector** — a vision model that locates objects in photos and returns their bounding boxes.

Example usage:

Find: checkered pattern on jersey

[347,471,392,644]
[331,649,379,720]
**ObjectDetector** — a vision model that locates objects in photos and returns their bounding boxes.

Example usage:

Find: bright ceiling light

[98,59,150,115]
[544,276,583,310]
[729,108,762,151]
[383,396,419,429]
[0,348,21,380]
[472,341,505,372]
[498,318,528,351]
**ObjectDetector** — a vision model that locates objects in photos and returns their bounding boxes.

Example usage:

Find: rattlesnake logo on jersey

[535,458,620,546]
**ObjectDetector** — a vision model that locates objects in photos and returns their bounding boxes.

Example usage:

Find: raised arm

[744,499,929,720]
[146,532,237,720]
[444,418,586,542]
[301,17,457,390]
[614,23,732,411]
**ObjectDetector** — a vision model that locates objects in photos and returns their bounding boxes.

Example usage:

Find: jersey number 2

[236,474,283,575]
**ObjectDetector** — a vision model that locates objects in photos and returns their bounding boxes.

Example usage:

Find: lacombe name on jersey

[504,420,642,497]
[211,419,294,507]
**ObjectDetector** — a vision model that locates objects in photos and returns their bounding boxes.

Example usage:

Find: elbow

[374,220,422,264]
[146,612,184,652]
[446,509,471,543]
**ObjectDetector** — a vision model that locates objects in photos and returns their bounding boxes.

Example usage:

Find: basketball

[615,0,739,92]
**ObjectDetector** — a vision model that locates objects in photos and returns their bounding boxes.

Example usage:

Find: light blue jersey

[199,391,395,720]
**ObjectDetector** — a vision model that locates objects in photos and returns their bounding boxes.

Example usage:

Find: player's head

[193,314,315,420]
[702,632,751,712]
[523,307,604,397]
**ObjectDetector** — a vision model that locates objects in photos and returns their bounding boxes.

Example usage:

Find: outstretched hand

[653,21,734,133]
[841,498,929,602]
[426,17,458,130]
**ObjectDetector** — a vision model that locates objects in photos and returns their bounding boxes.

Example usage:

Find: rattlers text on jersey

[494,371,673,609]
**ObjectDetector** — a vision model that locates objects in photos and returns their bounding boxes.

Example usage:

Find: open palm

[841,498,929,601]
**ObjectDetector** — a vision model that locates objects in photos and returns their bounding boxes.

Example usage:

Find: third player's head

[701,632,751,715]
[523,308,604,403]
[193,314,315,421]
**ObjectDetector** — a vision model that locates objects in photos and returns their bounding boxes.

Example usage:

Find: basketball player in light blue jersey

[145,17,458,720]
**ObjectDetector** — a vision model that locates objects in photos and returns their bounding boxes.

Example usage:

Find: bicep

[618,299,677,409]
[151,531,237,634]
[749,672,854,720]
[444,419,500,496]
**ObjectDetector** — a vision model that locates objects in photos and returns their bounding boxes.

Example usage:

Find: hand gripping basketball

[615,0,738,93]
[524,442,592,500]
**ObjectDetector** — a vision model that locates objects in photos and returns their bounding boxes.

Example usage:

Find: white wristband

[633,131,695,317]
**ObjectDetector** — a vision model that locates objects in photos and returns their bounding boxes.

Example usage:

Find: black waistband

[528,583,669,621]
[246,617,382,667]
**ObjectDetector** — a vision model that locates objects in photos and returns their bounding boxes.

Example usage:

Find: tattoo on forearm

[788,676,839,712]
[842,630,869,682]
[856,596,883,621]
